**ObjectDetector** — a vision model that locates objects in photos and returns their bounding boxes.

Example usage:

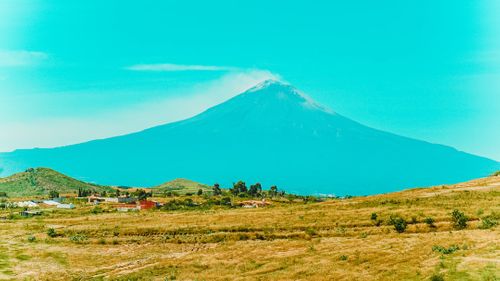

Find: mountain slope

[0,167,115,197]
[0,80,498,195]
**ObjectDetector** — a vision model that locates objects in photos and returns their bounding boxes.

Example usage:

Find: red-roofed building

[138,200,157,210]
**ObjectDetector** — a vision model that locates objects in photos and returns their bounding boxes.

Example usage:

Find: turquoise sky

[0,0,499,160]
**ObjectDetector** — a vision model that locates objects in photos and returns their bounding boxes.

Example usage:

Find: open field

[0,176,499,280]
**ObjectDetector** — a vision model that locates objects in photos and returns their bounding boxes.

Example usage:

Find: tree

[197,189,203,196]
[0,192,7,197]
[49,190,59,199]
[249,183,262,197]
[231,181,247,195]
[269,186,278,197]
[213,183,222,196]
[115,189,121,197]
[133,189,149,200]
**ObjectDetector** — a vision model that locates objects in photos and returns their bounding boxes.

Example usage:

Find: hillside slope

[0,167,115,197]
[0,80,498,195]
[152,178,211,195]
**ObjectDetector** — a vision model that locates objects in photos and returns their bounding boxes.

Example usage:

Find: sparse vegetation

[0,173,498,280]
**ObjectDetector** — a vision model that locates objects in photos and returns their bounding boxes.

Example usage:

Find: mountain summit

[0,81,498,195]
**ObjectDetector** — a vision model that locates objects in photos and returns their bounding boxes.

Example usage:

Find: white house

[56,203,75,209]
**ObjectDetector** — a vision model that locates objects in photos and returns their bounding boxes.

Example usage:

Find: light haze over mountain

[0,80,498,195]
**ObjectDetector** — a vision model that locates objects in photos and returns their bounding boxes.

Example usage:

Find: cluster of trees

[48,190,60,199]
[77,188,94,197]
[132,189,153,200]
[213,181,284,198]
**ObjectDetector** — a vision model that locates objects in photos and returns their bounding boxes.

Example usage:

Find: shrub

[411,216,418,224]
[424,217,435,228]
[479,215,497,229]
[430,273,444,281]
[389,215,407,233]
[432,245,459,255]
[69,234,88,244]
[339,255,348,261]
[370,213,378,221]
[305,227,317,236]
[47,228,57,238]
[91,206,103,214]
[27,235,36,242]
[221,197,232,206]
[451,210,467,230]
[197,189,203,196]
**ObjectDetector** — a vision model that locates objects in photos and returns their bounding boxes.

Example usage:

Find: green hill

[0,167,115,198]
[152,178,212,195]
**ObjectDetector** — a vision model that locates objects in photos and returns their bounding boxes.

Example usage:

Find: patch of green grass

[15,254,31,261]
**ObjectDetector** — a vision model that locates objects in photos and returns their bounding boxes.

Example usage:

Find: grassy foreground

[0,176,499,280]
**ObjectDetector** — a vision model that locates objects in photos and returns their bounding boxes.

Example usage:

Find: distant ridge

[0,80,498,195]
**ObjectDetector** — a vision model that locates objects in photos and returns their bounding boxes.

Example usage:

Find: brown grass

[0,176,499,280]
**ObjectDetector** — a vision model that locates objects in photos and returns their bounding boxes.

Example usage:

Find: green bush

[430,273,444,281]
[389,215,407,233]
[479,215,497,229]
[91,206,103,214]
[451,210,467,230]
[370,212,377,221]
[47,228,57,238]
[69,234,88,244]
[432,245,459,255]
[339,255,348,261]
[27,235,36,242]
[424,217,435,228]
[305,227,317,236]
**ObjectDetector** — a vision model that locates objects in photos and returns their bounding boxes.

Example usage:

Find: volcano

[1,80,498,195]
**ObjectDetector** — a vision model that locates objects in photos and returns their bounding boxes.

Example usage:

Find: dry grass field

[0,176,499,280]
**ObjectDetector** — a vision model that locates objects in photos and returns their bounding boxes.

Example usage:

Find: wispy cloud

[0,50,48,67]
[125,63,238,72]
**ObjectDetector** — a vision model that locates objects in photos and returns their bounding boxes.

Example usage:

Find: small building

[104,197,136,203]
[56,203,75,209]
[20,210,42,217]
[138,200,157,210]
[88,196,105,204]
[239,199,271,208]
[42,200,61,206]
[16,201,39,208]
[116,204,139,212]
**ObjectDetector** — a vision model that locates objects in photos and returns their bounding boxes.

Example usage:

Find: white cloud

[0,50,48,67]
[0,69,280,152]
[125,63,237,72]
